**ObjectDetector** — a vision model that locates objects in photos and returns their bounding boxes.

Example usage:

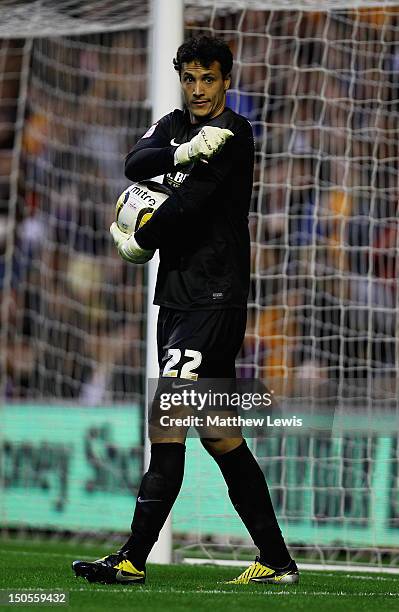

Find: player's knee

[200,437,244,456]
[149,435,186,445]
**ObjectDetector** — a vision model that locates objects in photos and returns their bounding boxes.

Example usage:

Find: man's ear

[224,74,231,91]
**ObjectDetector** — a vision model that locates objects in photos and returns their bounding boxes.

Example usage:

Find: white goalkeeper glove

[174,126,234,166]
[110,222,154,264]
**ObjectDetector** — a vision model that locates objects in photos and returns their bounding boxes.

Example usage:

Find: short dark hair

[173,36,233,78]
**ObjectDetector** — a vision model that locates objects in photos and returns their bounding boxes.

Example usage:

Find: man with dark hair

[72,35,299,586]
[173,35,234,79]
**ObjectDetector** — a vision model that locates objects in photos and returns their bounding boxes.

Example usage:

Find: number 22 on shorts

[163,349,202,381]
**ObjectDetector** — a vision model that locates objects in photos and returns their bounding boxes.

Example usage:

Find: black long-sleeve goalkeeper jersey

[125,106,254,310]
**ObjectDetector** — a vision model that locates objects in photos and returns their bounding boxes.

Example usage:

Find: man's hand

[110,222,154,264]
[174,126,234,166]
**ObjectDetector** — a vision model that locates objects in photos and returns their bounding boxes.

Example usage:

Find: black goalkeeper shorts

[157,306,247,380]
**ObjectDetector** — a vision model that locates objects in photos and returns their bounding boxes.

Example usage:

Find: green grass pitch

[0,539,398,611]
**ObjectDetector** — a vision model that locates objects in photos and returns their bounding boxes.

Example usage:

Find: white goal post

[146,0,183,565]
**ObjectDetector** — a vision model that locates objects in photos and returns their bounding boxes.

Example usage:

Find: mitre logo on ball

[115,180,171,235]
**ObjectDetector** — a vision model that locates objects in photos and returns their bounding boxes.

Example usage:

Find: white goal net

[1,0,399,569]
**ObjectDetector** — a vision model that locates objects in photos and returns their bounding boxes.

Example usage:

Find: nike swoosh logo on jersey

[137,496,162,503]
[170,138,181,146]
[171,381,193,389]
[116,570,144,582]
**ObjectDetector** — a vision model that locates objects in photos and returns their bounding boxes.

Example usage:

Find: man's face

[180,60,231,124]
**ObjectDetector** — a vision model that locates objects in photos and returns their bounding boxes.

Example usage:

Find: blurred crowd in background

[0,8,398,403]
[1,32,150,402]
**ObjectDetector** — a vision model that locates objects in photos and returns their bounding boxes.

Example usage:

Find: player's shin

[209,439,291,568]
[120,442,185,569]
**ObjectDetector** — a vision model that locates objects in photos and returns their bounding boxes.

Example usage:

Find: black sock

[120,442,185,570]
[211,440,291,568]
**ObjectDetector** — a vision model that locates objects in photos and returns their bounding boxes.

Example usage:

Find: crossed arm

[110,123,239,263]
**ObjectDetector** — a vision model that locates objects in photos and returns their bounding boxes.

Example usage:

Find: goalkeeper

[73,35,299,586]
